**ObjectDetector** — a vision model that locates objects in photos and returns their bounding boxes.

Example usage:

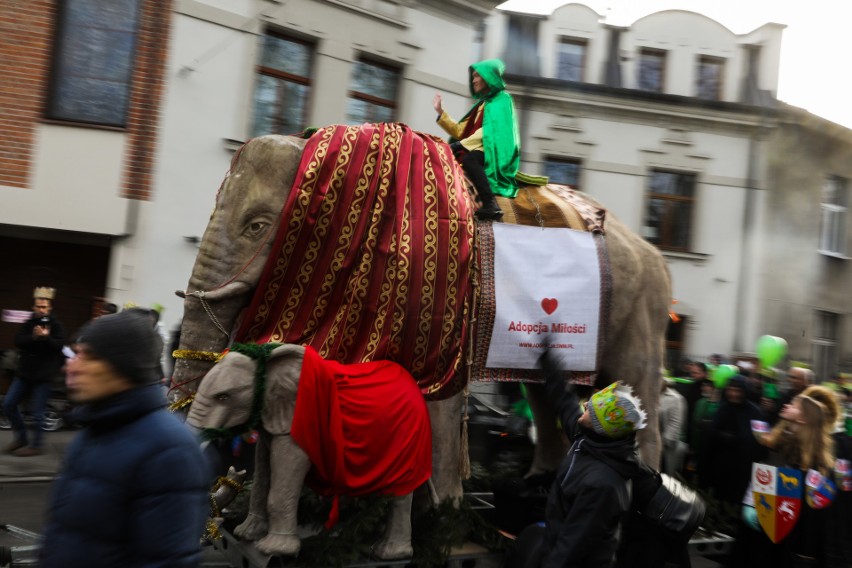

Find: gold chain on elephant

[527,189,545,228]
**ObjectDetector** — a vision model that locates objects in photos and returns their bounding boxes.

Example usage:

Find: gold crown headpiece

[33,287,56,300]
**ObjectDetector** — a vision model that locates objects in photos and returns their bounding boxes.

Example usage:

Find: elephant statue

[186,343,431,559]
[172,123,670,514]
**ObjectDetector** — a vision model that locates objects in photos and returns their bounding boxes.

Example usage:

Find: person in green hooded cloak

[433,58,520,220]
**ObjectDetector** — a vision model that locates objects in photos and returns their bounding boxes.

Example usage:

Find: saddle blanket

[473,185,611,385]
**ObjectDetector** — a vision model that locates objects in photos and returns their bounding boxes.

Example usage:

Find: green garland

[200,342,282,441]
[276,492,510,568]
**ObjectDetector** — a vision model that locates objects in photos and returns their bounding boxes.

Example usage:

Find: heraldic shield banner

[752,463,803,543]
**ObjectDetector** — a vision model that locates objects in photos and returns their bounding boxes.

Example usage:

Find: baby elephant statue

[186,342,433,560]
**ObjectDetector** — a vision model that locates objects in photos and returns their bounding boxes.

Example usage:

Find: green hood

[461,59,519,197]
[470,59,507,100]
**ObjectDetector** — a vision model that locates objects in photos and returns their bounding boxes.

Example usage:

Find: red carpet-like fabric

[291,346,432,518]
[234,123,477,400]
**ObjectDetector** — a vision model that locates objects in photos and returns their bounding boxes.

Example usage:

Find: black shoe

[475,202,504,221]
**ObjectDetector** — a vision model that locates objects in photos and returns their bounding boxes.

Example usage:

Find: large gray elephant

[186,344,428,559]
[172,126,670,516]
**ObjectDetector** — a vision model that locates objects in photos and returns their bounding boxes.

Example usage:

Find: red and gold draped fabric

[235,123,476,400]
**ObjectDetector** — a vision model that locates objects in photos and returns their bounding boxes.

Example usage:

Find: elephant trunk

[171,252,254,396]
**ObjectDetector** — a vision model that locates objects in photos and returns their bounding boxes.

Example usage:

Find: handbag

[639,473,706,541]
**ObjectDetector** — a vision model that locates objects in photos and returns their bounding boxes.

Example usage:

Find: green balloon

[756,335,787,368]
[712,364,737,388]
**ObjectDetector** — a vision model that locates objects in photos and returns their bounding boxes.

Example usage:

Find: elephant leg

[372,494,413,560]
[427,391,463,502]
[525,383,569,477]
[235,429,271,541]
[255,434,311,556]
[601,311,664,468]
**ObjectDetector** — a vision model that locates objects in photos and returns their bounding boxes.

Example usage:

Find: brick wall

[122,0,172,200]
[0,0,54,189]
[0,0,172,200]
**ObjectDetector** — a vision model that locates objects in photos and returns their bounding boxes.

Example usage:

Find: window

[819,175,848,256]
[543,158,581,188]
[556,38,586,82]
[812,310,840,381]
[643,170,696,251]
[251,33,313,137]
[345,59,400,124]
[665,314,687,373]
[637,48,666,92]
[696,56,724,100]
[46,0,143,127]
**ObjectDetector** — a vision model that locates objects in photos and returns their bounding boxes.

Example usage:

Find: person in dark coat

[40,309,210,568]
[707,375,768,508]
[505,351,647,568]
[2,287,66,456]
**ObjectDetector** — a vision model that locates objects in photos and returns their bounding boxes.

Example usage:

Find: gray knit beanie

[77,309,162,385]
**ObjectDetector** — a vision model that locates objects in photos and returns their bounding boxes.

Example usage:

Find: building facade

[0,0,172,345]
[2,1,849,378]
[0,0,499,348]
[761,107,852,379]
[483,4,791,368]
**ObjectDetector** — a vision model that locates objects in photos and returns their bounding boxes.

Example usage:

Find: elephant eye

[215,393,230,401]
[243,220,269,238]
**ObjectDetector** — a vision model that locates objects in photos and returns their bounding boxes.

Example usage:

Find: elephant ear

[262,344,306,435]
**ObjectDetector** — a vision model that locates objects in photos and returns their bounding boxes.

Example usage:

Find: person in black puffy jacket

[506,351,648,568]
[40,309,211,568]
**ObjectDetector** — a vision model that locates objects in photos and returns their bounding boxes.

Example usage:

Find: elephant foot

[255,532,301,557]
[234,513,268,541]
[372,539,413,561]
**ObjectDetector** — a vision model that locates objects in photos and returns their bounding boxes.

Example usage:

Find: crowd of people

[660,357,852,567]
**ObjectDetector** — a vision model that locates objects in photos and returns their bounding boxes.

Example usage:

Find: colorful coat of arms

[805,469,837,509]
[751,463,803,543]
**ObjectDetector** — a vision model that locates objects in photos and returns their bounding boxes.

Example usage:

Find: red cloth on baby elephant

[291,346,432,504]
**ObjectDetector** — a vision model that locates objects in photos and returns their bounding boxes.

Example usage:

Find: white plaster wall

[0,124,129,234]
[521,105,754,358]
[107,11,258,326]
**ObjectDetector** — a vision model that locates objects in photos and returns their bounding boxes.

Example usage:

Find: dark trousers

[2,378,51,448]
[459,150,496,206]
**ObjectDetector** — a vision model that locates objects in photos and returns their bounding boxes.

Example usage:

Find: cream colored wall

[519,101,756,356]
[0,124,129,234]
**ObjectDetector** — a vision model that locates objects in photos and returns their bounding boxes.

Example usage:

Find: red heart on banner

[541,298,558,315]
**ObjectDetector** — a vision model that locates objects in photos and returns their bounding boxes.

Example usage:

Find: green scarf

[458,59,520,198]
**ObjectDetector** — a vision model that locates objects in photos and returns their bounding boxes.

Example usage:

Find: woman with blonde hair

[799,384,852,567]
[730,393,837,567]
[760,393,834,475]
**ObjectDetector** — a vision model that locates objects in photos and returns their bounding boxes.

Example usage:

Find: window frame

[251,31,314,137]
[637,48,666,93]
[556,37,587,82]
[542,156,582,189]
[643,169,697,252]
[812,310,840,382]
[696,55,725,101]
[818,175,848,257]
[345,57,400,124]
[44,0,144,128]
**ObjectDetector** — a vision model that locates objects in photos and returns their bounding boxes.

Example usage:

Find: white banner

[485,224,601,370]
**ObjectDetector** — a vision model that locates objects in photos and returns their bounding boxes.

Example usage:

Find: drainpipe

[733,45,771,352]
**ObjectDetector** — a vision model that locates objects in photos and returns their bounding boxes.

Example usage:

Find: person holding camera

[2,287,66,456]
